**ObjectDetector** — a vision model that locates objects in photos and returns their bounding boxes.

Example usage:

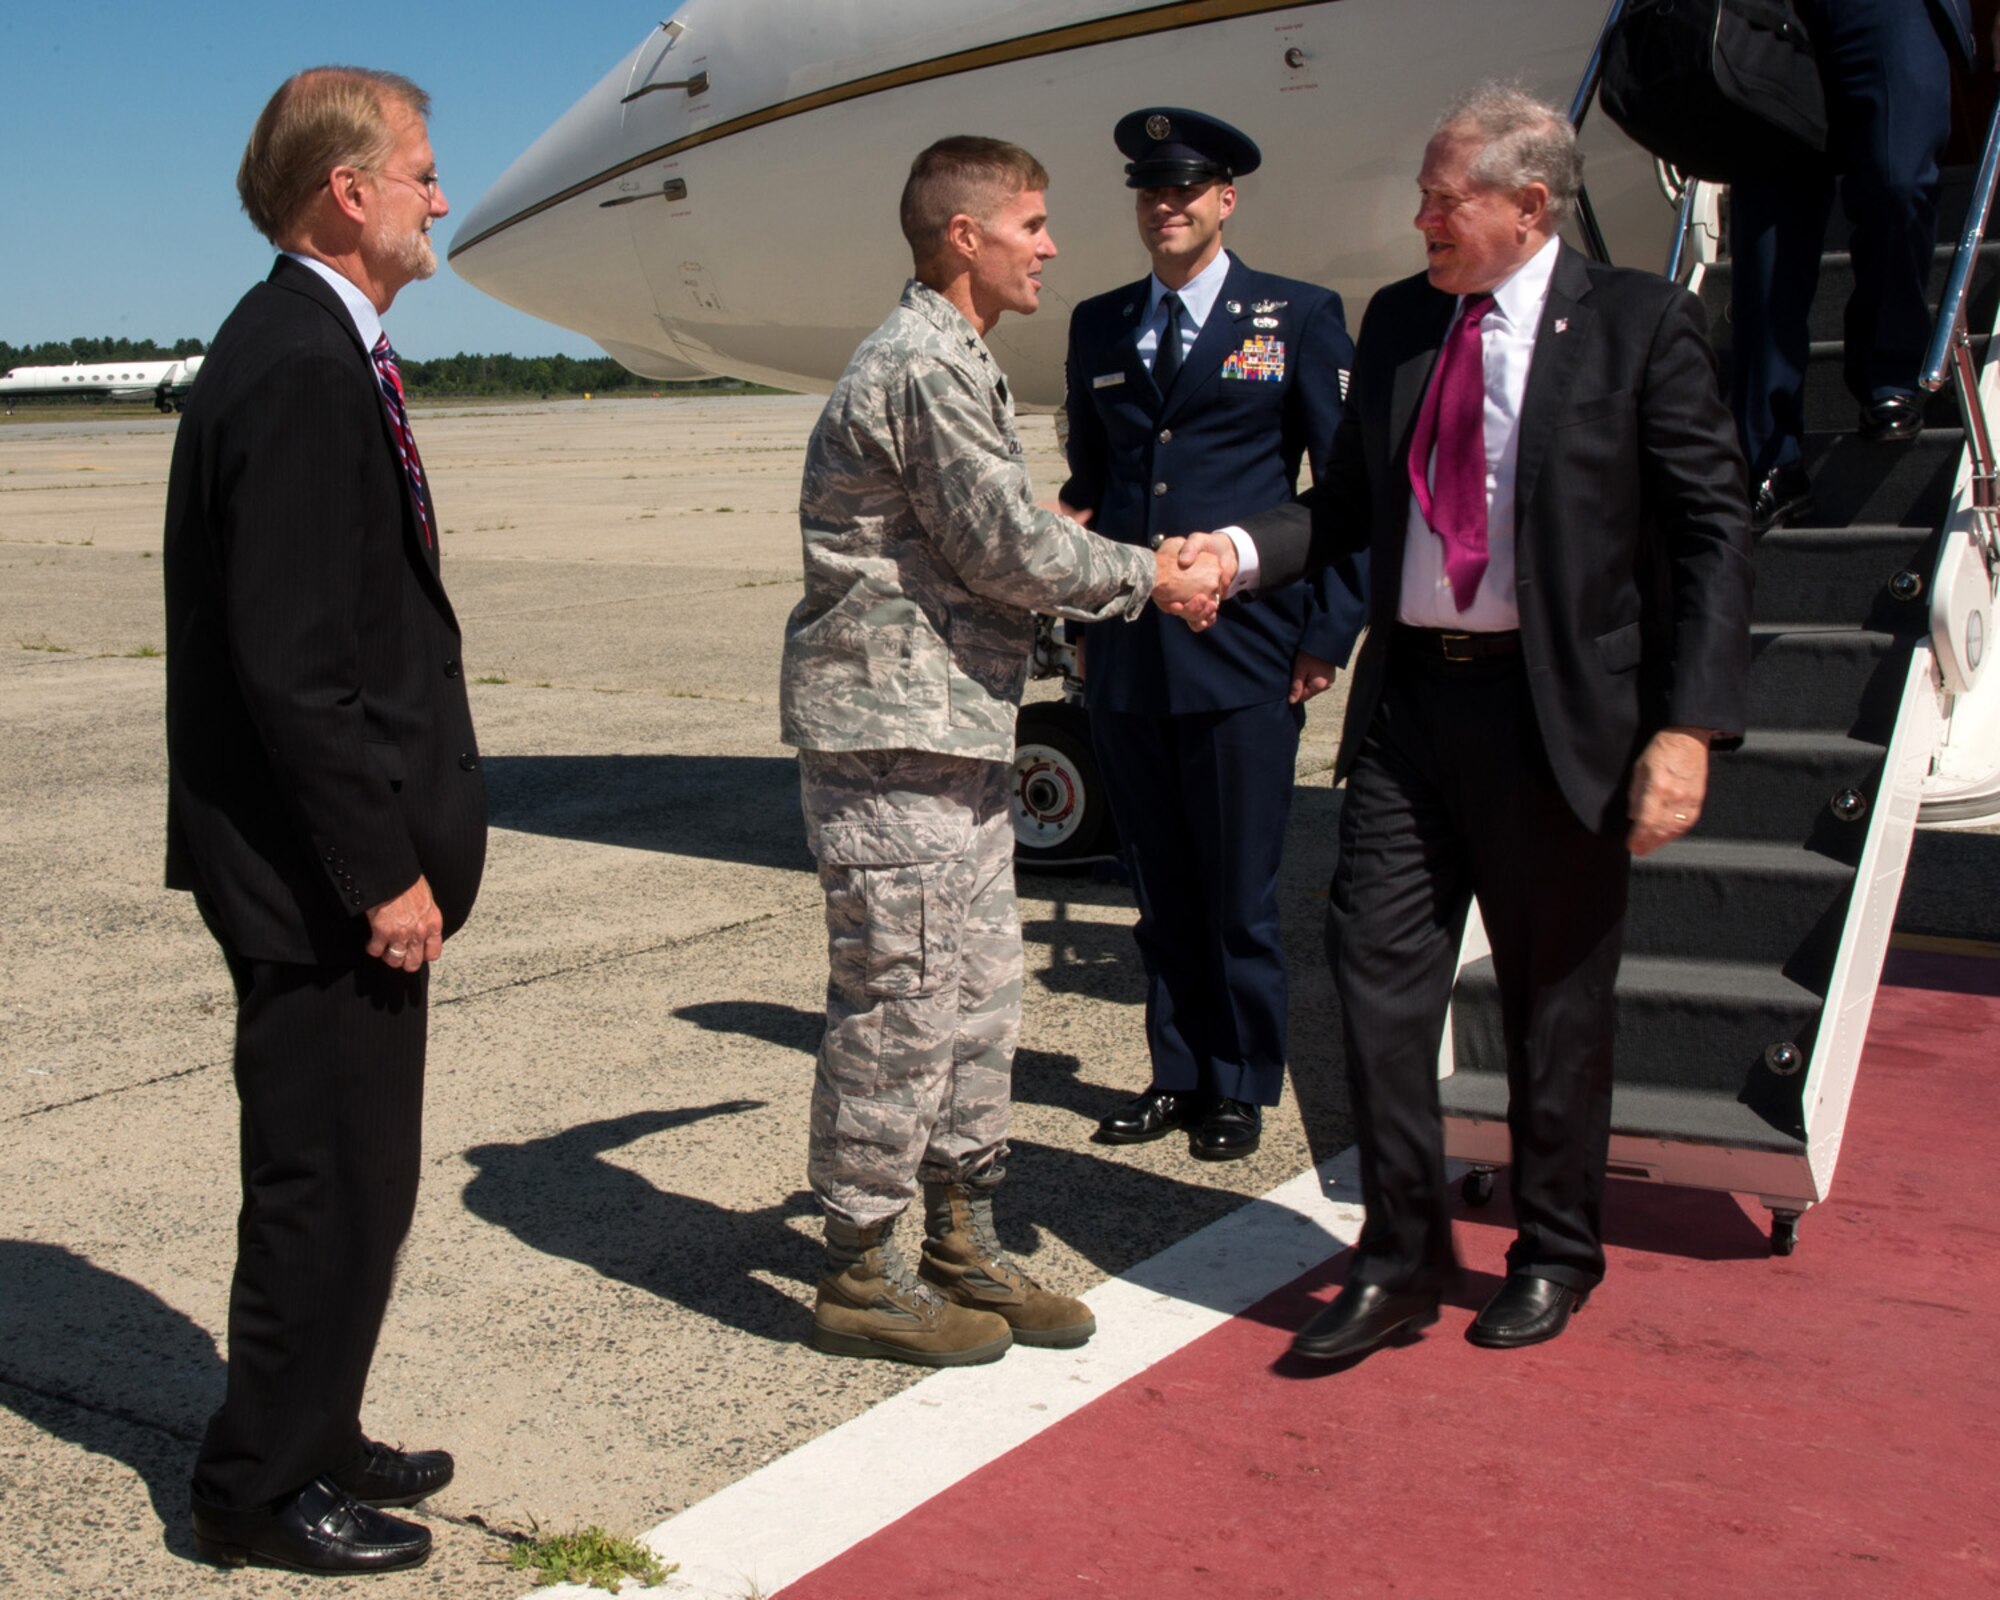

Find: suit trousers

[190,903,428,1509]
[1330,641,1629,1295]
[1090,698,1304,1106]
[1729,0,1955,475]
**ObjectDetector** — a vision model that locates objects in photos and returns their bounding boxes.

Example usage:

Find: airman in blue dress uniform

[1061,108,1367,1160]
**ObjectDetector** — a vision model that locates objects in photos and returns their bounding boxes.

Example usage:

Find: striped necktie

[370,334,433,549]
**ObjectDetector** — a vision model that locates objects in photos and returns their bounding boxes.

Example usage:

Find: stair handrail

[1921,96,2000,570]
[1563,0,1626,265]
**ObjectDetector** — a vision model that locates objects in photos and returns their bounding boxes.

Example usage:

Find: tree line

[3,338,775,398]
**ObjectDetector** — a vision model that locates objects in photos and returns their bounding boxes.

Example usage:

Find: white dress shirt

[1139,247,1233,374]
[1398,233,1559,630]
[282,251,384,352]
[1224,234,1562,623]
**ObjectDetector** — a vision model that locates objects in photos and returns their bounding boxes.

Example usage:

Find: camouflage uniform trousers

[799,747,1022,1229]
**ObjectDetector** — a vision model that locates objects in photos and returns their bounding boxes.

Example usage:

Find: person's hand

[1289,649,1338,705]
[1058,499,1095,526]
[1627,727,1712,856]
[1154,532,1239,630]
[1153,537,1225,626]
[366,874,444,971]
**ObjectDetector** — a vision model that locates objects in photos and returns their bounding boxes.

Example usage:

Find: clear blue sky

[2,3,662,359]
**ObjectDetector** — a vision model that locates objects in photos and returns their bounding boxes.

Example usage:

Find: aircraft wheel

[1770,1211,1800,1257]
[1013,701,1110,869]
[1460,1168,1497,1208]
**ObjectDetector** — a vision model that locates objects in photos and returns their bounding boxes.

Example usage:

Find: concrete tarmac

[0,396,1355,1597]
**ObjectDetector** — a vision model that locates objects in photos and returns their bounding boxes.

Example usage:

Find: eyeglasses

[373,167,441,200]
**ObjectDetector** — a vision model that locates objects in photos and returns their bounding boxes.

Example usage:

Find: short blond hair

[237,66,430,245]
[899,136,1050,271]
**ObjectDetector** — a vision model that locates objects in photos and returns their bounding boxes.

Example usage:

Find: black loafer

[191,1477,431,1574]
[1466,1273,1585,1349]
[1750,463,1814,533]
[1191,1098,1261,1161]
[1291,1281,1440,1362]
[329,1438,455,1508]
[1857,394,1922,443]
[1094,1089,1199,1144]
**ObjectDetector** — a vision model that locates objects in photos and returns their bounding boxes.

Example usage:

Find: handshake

[1150,532,1240,630]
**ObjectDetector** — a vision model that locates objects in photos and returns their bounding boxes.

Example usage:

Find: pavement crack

[7,1060,218,1124]
[0,1369,204,1445]
[436,897,821,1009]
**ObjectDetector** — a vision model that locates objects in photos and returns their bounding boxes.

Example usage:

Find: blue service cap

[1114,107,1262,189]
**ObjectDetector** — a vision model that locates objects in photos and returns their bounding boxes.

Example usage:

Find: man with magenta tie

[164,67,483,1573]
[1181,83,1753,1360]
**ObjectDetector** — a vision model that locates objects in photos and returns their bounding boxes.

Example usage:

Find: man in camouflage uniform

[781,136,1227,1365]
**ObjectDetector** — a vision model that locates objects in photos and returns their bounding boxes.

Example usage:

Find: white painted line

[535,1150,1364,1600]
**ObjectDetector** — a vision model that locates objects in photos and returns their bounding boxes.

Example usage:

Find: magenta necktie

[1406,293,1494,611]
[371,334,434,550]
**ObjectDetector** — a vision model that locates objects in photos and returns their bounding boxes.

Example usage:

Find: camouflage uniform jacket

[781,279,1155,759]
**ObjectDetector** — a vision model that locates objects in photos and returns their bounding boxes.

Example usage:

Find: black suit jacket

[1060,254,1367,713]
[1244,244,1754,833]
[164,257,486,964]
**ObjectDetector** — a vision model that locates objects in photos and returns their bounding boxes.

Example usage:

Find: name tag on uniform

[1223,336,1286,382]
[1093,372,1126,389]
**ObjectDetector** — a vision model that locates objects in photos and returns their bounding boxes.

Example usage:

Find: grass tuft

[473,673,509,685]
[506,1525,673,1591]
[124,645,164,658]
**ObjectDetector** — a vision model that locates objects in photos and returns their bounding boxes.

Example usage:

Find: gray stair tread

[1749,623,1897,641]
[1458,953,1821,1008]
[1734,727,1886,756]
[1628,837,1853,884]
[1440,1071,1808,1154]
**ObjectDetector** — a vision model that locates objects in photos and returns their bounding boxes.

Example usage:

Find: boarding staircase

[1439,74,2000,1253]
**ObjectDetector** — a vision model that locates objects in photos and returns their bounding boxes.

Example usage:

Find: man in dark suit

[1734,0,1975,528]
[1183,84,1753,1358]
[1062,108,1366,1162]
[163,67,485,1573]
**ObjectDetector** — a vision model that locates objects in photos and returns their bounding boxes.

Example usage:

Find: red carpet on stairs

[779,952,2000,1599]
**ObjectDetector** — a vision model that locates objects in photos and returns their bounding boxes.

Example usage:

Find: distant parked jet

[0,356,204,413]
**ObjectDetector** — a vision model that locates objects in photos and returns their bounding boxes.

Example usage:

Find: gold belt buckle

[1438,631,1475,662]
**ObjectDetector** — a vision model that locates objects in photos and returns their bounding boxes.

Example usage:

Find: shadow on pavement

[483,753,811,871]
[0,1239,215,1560]
[461,1101,823,1345]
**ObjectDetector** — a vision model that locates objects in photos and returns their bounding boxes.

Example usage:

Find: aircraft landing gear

[1460,1167,1497,1207]
[1013,700,1110,868]
[1769,1209,1801,1256]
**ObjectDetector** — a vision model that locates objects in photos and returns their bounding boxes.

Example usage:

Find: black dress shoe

[1858,394,1922,442]
[191,1477,431,1574]
[328,1437,455,1508]
[1094,1089,1199,1144]
[1750,463,1814,533]
[1466,1273,1585,1349]
[1191,1098,1261,1161]
[1290,1281,1440,1362]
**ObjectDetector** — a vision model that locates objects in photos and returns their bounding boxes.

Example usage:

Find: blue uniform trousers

[1090,696,1304,1106]
[1730,0,1955,475]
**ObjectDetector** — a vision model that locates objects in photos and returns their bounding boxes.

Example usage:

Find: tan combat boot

[919,1181,1097,1349]
[813,1216,1013,1367]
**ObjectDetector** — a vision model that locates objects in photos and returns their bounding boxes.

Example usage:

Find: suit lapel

[1107,279,1159,410]
[1158,254,1252,425]
[269,258,453,595]
[1512,244,1594,531]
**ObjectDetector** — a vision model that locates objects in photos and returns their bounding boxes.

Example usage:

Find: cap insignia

[1146,114,1172,141]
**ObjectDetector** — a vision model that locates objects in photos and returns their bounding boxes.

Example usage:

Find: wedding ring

[388,946,407,958]
[1672,813,1688,821]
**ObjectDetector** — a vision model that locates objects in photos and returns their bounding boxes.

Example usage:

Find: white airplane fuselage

[450,0,1675,409]
[0,357,204,410]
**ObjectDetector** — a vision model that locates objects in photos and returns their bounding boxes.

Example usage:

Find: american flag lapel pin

[1554,317,1570,334]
